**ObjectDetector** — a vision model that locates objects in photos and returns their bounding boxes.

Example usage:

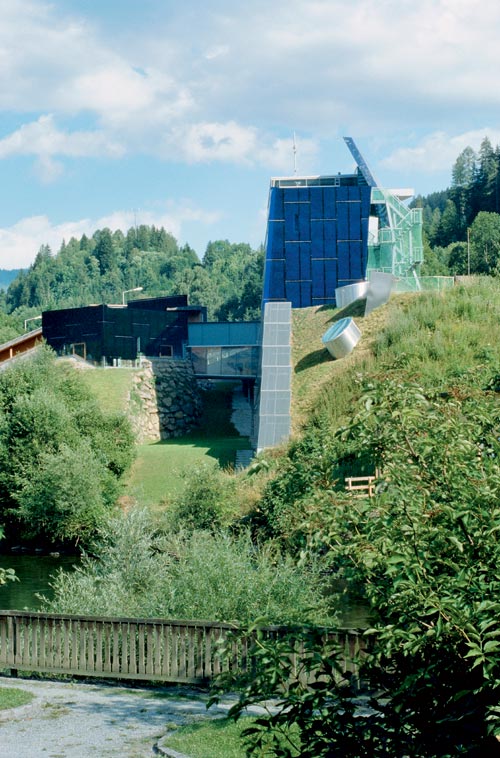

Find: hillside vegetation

[215,277,500,757]
[45,278,500,753]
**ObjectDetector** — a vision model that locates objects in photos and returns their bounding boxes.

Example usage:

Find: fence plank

[0,611,365,687]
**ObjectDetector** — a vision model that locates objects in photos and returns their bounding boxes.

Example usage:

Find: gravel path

[0,675,234,758]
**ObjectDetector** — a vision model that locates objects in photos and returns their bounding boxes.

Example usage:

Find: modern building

[42,295,206,364]
[262,137,423,309]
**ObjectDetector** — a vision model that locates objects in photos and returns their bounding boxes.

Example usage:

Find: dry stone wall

[129,358,202,442]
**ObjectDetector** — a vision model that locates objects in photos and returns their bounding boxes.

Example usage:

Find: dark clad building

[42,295,206,364]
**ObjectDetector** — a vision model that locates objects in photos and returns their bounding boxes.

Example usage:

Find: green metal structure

[343,137,426,291]
[368,187,424,289]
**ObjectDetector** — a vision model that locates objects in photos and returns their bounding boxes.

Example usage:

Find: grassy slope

[79,367,135,415]
[291,297,391,433]
[78,368,249,508]
[74,279,500,510]
[291,279,500,437]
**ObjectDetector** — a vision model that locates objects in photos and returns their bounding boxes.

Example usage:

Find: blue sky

[1,0,500,268]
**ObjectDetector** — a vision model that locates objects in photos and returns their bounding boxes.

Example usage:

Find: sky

[1,0,500,268]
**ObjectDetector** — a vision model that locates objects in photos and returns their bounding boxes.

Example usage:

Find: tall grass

[313,279,500,427]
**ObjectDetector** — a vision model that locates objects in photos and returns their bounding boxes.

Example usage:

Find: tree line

[416,136,500,276]
[1,227,264,334]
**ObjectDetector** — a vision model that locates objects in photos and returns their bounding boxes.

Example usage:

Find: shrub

[165,462,237,531]
[45,508,332,624]
[0,349,134,546]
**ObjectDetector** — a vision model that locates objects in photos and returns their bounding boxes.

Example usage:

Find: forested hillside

[0,269,21,291]
[3,228,263,324]
[415,136,500,277]
[1,136,499,338]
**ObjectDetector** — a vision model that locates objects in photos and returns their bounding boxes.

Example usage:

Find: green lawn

[126,434,250,507]
[0,685,33,710]
[163,717,299,758]
[79,367,134,415]
[161,718,250,758]
[77,368,251,509]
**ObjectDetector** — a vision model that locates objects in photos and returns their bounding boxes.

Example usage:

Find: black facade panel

[127,295,188,311]
[43,300,196,361]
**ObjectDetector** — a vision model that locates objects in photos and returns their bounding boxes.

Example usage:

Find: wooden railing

[345,470,381,498]
[0,611,366,686]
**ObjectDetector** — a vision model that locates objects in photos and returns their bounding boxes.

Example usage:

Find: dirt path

[0,676,232,758]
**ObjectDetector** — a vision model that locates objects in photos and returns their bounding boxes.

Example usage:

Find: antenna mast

[293,132,298,175]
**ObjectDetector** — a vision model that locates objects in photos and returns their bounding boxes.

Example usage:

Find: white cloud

[204,45,229,61]
[174,121,257,164]
[2,0,500,187]
[0,114,124,158]
[164,121,319,171]
[381,129,500,174]
[0,114,125,181]
[4,1,500,137]
[0,203,222,269]
[256,136,319,174]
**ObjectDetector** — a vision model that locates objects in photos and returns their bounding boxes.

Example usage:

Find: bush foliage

[0,348,135,546]
[45,508,331,625]
[211,281,500,755]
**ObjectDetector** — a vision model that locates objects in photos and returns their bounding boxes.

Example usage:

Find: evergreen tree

[93,229,116,276]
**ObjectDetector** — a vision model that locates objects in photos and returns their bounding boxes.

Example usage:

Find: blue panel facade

[310,187,323,218]
[300,243,311,279]
[311,260,325,297]
[323,187,335,218]
[285,280,301,304]
[268,221,284,257]
[263,180,371,308]
[268,187,284,221]
[337,241,350,279]
[337,202,349,240]
[285,242,300,279]
[299,203,310,240]
[324,258,338,292]
[349,203,361,240]
[284,203,299,240]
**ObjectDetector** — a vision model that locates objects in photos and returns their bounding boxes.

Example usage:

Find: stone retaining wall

[129,358,202,442]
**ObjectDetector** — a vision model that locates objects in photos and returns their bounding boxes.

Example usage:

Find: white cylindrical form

[322,317,361,359]
[335,281,368,309]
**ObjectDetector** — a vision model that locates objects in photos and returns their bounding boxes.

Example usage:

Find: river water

[0,555,370,628]
[0,554,78,611]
